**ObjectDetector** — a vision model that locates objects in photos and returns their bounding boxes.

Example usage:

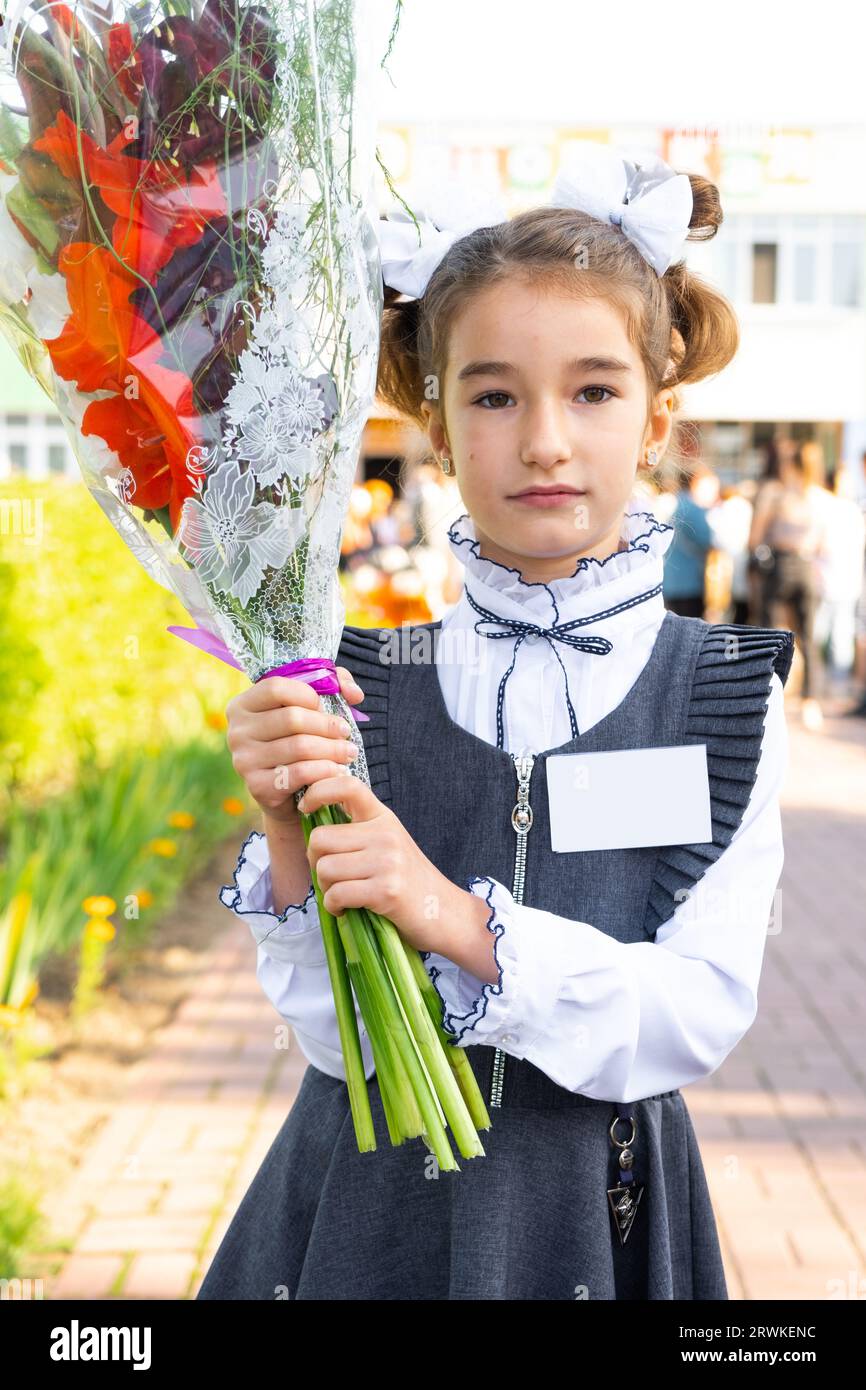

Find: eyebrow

[455,355,633,381]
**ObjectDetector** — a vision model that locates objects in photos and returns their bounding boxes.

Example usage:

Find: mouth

[509,486,588,506]
[512,486,587,497]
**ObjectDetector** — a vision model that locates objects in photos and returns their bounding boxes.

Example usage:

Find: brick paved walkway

[699,695,866,1300]
[41,694,866,1301]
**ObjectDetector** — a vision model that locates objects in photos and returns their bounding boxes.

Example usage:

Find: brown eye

[580,386,614,404]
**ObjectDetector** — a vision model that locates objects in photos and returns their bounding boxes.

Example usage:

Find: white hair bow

[376,142,693,298]
[550,143,694,276]
[376,184,509,299]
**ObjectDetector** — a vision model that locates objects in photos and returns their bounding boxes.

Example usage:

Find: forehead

[448,281,635,363]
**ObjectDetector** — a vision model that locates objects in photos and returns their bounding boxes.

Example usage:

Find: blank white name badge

[546,745,713,853]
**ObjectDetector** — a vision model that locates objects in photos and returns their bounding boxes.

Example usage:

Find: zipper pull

[510,753,534,903]
[489,750,536,1109]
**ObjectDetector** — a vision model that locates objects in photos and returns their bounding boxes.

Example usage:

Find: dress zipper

[489,751,535,1108]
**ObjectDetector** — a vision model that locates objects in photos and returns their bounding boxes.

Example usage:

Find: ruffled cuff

[219,829,326,966]
[422,875,525,1049]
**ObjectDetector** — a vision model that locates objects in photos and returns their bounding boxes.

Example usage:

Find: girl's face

[422,281,674,584]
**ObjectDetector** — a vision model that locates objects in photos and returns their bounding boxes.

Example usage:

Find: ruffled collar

[446,495,674,628]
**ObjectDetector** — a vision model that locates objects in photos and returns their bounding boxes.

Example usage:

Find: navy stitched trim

[336,626,393,808]
[219,829,316,944]
[424,875,507,1044]
[642,623,794,940]
[447,509,673,625]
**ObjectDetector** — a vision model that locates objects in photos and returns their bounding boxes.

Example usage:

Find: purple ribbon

[167,625,370,722]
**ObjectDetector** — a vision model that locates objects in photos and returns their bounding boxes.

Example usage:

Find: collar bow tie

[464,583,664,749]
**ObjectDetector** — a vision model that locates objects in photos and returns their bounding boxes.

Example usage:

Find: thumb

[335,665,365,706]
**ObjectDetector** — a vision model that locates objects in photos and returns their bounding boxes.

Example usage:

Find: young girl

[197,145,793,1302]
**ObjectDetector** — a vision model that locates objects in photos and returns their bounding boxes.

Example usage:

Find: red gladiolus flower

[53,4,81,41]
[44,242,204,531]
[106,24,145,104]
[34,110,226,285]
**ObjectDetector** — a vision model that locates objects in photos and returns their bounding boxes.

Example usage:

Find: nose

[520,397,572,469]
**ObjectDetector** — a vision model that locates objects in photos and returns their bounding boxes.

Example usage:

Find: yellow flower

[85,918,116,942]
[134,889,154,908]
[206,710,228,731]
[221,797,245,816]
[167,811,195,829]
[0,1005,24,1030]
[82,894,116,916]
[148,838,177,857]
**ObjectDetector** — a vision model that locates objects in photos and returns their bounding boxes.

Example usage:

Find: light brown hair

[377,171,740,486]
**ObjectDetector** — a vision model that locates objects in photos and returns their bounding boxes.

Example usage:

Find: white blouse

[220,495,788,1104]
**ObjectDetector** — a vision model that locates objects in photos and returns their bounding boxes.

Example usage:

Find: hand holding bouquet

[0,0,490,1165]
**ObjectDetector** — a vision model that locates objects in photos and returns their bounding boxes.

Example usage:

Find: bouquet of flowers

[0,0,490,1166]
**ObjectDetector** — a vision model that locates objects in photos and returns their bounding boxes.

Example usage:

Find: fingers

[318,878,373,918]
[256,733,359,773]
[306,820,370,864]
[305,828,376,917]
[313,851,374,903]
[239,675,322,714]
[336,666,366,706]
[297,772,380,820]
[244,758,357,809]
[228,702,356,749]
[225,670,367,822]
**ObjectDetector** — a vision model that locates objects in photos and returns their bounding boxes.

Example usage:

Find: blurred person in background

[708,480,754,625]
[749,440,828,731]
[339,483,375,570]
[748,437,789,627]
[402,456,466,611]
[812,463,866,695]
[843,546,866,719]
[365,478,400,545]
[661,464,715,618]
[842,447,866,718]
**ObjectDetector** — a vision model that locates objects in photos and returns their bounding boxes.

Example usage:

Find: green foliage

[0,476,257,1006]
[0,478,247,818]
[0,736,254,986]
[0,1175,47,1282]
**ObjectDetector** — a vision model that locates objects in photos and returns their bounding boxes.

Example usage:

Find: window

[752,243,777,303]
[48,443,67,474]
[8,443,29,472]
[793,244,817,303]
[830,242,862,307]
[713,240,739,299]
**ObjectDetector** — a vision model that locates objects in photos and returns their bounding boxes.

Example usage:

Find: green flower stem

[301,813,375,1153]
[366,910,486,1162]
[338,909,424,1144]
[311,800,457,1169]
[307,804,455,1164]
[339,898,458,1172]
[311,800,489,1160]
[404,943,493,1134]
[342,956,404,1146]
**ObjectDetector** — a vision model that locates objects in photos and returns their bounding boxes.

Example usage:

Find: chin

[510,514,594,549]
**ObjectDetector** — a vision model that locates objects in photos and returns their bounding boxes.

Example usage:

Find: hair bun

[685,174,724,242]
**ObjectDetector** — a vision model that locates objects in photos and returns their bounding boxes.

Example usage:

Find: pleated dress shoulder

[197,611,794,1301]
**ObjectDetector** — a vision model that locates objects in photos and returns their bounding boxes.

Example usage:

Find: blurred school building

[4,121,866,502]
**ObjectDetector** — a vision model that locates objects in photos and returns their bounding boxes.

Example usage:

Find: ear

[421,400,448,458]
[643,387,675,460]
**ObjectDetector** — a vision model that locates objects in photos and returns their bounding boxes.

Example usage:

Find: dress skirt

[196,1045,728,1301]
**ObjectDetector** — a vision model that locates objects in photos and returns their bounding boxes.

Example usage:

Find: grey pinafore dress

[197,611,794,1301]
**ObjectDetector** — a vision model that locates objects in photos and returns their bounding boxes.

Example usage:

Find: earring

[645,448,660,467]
[440,454,454,475]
